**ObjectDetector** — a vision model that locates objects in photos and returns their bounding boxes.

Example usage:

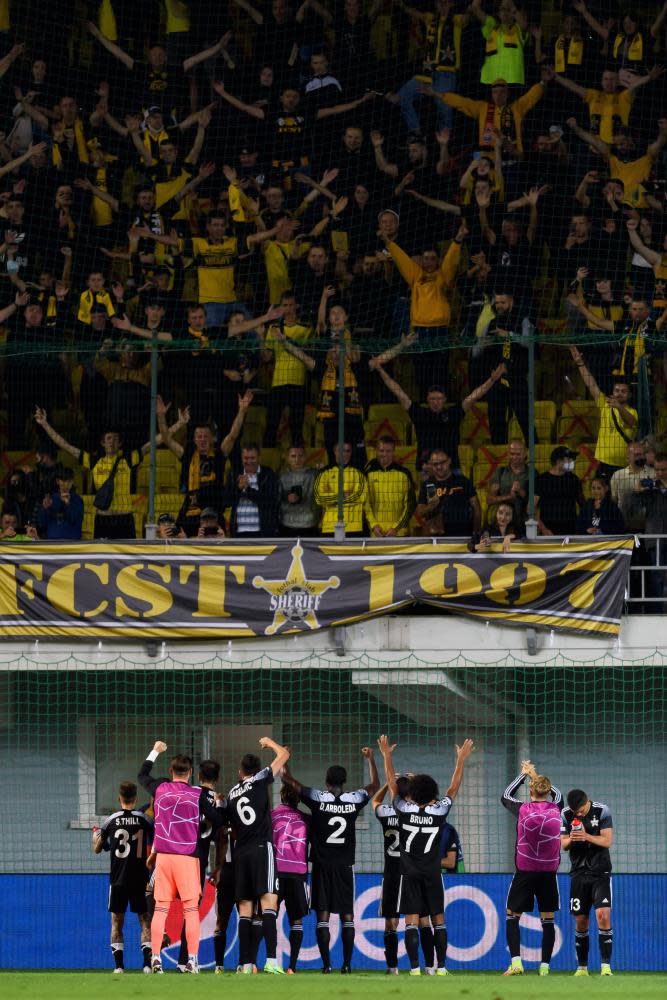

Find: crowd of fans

[1,1,667,546]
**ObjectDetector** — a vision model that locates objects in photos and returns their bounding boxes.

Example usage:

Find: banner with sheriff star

[0,537,633,639]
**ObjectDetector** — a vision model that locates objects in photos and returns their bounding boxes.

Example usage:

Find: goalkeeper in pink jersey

[138,740,226,974]
[501,760,563,977]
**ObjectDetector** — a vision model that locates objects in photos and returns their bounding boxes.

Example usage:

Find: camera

[202,525,219,536]
[640,478,656,490]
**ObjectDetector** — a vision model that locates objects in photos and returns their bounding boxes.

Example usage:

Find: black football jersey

[100,809,152,887]
[227,766,274,853]
[394,796,452,876]
[300,787,369,866]
[375,804,401,872]
[561,801,613,874]
[196,788,228,867]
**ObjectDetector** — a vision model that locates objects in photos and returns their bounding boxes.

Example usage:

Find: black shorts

[397,872,445,917]
[569,872,612,915]
[379,869,401,918]
[507,871,560,913]
[108,882,148,915]
[311,863,354,915]
[278,874,310,922]
[234,842,278,902]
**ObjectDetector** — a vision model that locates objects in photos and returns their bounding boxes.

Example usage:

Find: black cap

[89,302,108,315]
[147,105,163,116]
[551,446,578,463]
[158,512,175,524]
[200,507,218,520]
[54,464,74,480]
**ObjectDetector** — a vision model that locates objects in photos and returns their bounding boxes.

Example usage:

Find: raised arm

[34,407,81,460]
[316,91,375,121]
[271,328,316,371]
[652,1,667,38]
[369,331,418,370]
[231,0,264,24]
[550,71,587,101]
[112,314,172,344]
[566,117,610,159]
[567,293,613,332]
[220,390,254,456]
[0,141,47,179]
[445,739,475,799]
[156,395,185,459]
[371,781,389,812]
[258,736,290,776]
[370,131,398,178]
[377,734,398,800]
[462,364,506,412]
[647,128,667,161]
[74,176,119,213]
[183,36,228,73]
[212,80,265,120]
[569,344,601,398]
[373,364,412,410]
[571,0,608,39]
[362,745,380,796]
[626,217,660,265]
[405,188,461,216]
[0,43,24,81]
[281,761,303,795]
[296,0,333,25]
[87,20,134,69]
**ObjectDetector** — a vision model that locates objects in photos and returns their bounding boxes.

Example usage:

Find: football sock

[141,944,151,969]
[384,929,398,968]
[182,901,200,956]
[150,904,169,956]
[177,925,188,967]
[262,909,278,960]
[214,930,225,968]
[419,924,435,968]
[316,921,331,967]
[238,916,252,966]
[405,926,420,969]
[111,943,124,970]
[342,921,355,967]
[541,918,556,964]
[289,926,304,970]
[251,917,264,963]
[575,930,590,967]
[506,915,521,958]
[599,928,613,964]
[434,926,448,968]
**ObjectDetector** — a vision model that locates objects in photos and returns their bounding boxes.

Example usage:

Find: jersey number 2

[326,816,347,844]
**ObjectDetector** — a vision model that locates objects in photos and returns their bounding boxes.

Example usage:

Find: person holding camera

[197,508,225,539]
[157,513,186,540]
[416,448,480,537]
[36,466,84,540]
[279,446,318,537]
[228,445,280,538]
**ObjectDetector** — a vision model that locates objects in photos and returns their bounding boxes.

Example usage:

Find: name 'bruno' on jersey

[227,765,274,853]
[100,809,153,887]
[375,804,401,871]
[394,796,452,876]
[300,787,370,866]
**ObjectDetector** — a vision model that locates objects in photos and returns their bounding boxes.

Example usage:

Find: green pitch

[1,972,665,1000]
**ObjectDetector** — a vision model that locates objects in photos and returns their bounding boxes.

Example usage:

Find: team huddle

[93,736,614,976]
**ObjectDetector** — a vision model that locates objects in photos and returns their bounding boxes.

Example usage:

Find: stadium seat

[136,450,181,494]
[458,444,473,479]
[460,403,490,447]
[534,444,556,472]
[559,400,600,445]
[154,492,185,521]
[574,443,600,498]
[240,405,267,446]
[303,447,328,469]
[508,417,554,444]
[364,418,409,447]
[259,447,282,472]
[367,404,413,443]
[80,494,147,539]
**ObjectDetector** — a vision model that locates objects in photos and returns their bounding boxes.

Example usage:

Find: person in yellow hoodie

[381,218,467,397]
[314,441,368,536]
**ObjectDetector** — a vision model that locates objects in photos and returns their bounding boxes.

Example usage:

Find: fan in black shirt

[535,447,584,535]
[373,351,507,468]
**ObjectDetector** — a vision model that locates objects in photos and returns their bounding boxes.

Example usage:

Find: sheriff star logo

[590,817,599,827]
[252,541,340,636]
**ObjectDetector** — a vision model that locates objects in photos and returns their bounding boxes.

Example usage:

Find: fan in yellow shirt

[566,118,666,210]
[568,346,638,475]
[549,65,659,144]
[263,292,312,448]
[314,441,368,536]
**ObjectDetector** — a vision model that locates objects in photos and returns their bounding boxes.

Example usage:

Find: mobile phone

[203,525,219,536]
[426,483,437,501]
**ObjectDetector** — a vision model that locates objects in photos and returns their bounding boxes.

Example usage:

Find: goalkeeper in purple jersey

[501,760,563,977]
